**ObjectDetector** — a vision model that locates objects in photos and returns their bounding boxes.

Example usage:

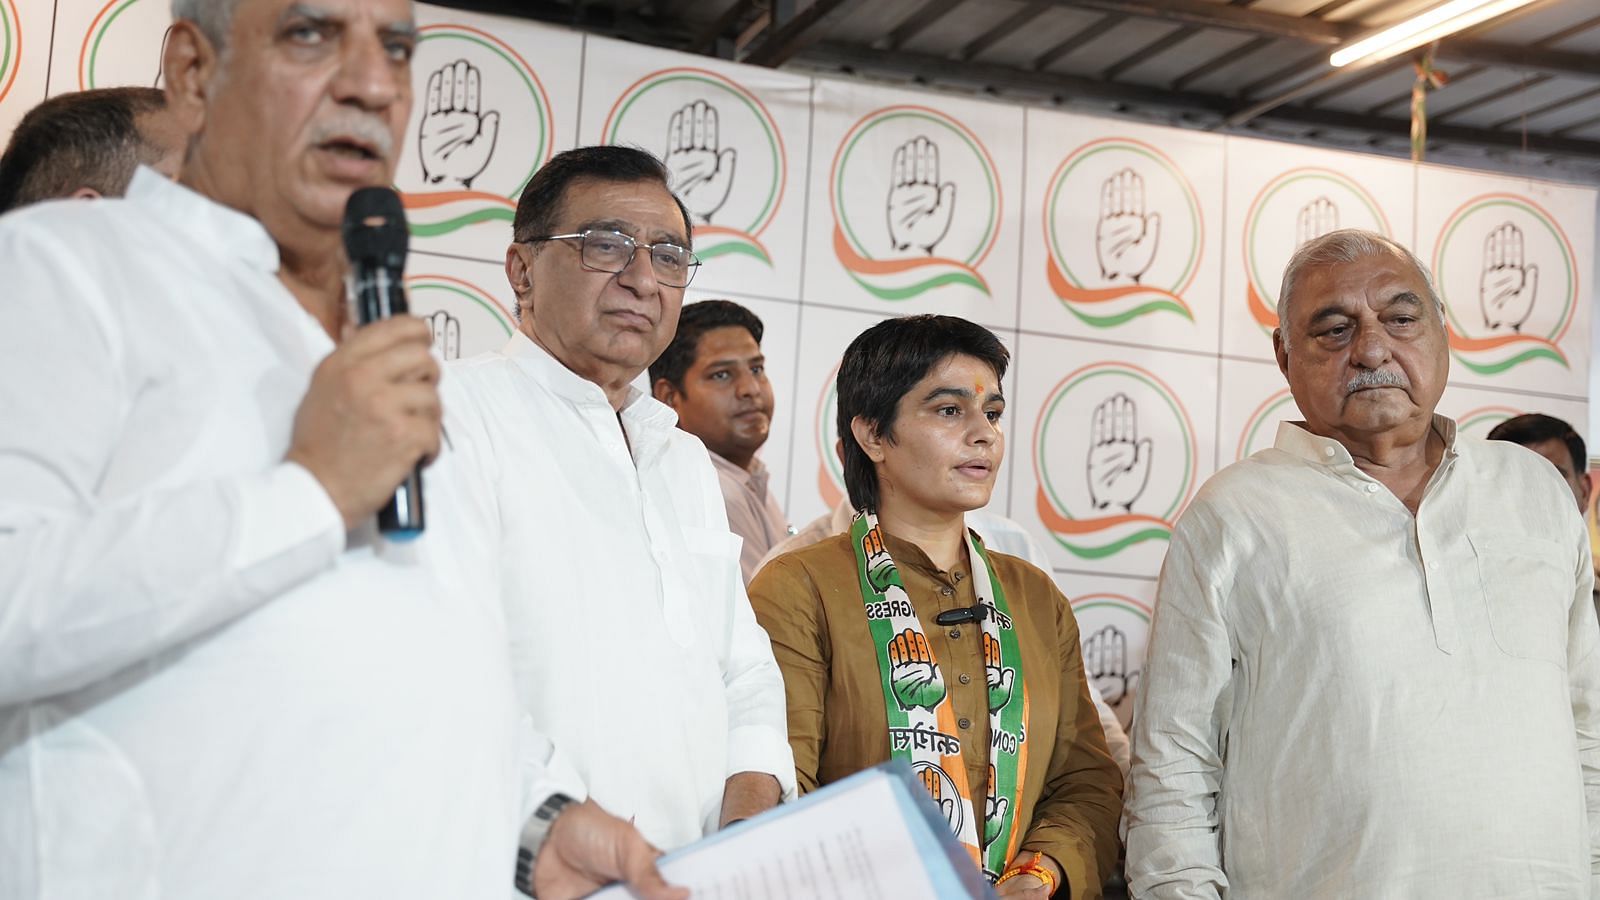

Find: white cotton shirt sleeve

[0,216,345,705]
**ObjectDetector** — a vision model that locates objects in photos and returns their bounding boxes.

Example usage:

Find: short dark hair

[836,315,1010,513]
[511,145,692,248]
[649,299,764,388]
[0,87,168,214]
[1487,413,1587,474]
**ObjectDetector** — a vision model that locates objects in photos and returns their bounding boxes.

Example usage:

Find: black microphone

[342,186,424,539]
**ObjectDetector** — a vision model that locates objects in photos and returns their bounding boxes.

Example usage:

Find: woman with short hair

[749,315,1122,898]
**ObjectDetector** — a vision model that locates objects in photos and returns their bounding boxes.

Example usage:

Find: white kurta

[443,332,796,850]
[0,170,570,899]
[1126,416,1600,899]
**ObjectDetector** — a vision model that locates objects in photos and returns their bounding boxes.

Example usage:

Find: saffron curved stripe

[1454,346,1569,375]
[1062,299,1194,328]
[408,207,516,237]
[694,226,774,265]
[1035,488,1170,534]
[833,224,988,288]
[1445,324,1563,354]
[846,270,987,301]
[400,190,516,210]
[1045,255,1194,319]
[1246,280,1279,329]
[1053,528,1172,560]
[697,241,773,265]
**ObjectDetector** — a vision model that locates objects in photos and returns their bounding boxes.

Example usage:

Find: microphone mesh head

[342,187,409,270]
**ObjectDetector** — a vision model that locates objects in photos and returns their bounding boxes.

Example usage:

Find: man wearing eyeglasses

[442,145,795,852]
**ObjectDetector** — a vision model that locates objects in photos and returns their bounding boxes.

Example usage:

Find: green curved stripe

[1055,528,1171,559]
[407,207,516,237]
[1453,346,1568,376]
[846,270,988,301]
[697,241,772,265]
[1061,298,1194,328]
[1,2,14,93]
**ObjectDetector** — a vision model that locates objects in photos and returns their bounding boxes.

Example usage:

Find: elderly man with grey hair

[0,0,683,898]
[1124,228,1600,898]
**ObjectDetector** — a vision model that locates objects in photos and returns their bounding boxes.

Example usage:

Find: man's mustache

[309,114,395,160]
[1346,369,1409,393]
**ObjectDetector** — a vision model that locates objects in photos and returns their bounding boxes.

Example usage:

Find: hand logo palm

[665,100,737,224]
[886,136,956,255]
[1087,393,1153,512]
[419,59,500,189]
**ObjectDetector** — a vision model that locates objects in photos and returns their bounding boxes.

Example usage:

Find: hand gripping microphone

[342,186,424,539]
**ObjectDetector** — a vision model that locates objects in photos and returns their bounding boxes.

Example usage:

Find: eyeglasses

[524,230,701,288]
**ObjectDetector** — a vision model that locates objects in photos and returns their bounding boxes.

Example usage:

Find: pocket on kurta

[1467,529,1572,667]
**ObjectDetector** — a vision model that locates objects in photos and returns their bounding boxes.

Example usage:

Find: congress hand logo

[419,59,501,189]
[1087,393,1153,513]
[887,136,956,255]
[1095,168,1160,283]
[1480,221,1538,333]
[918,764,960,830]
[1296,196,1339,247]
[665,100,737,224]
[1083,624,1130,705]
[427,310,461,361]
[888,629,947,711]
[982,631,1014,713]
[982,764,1008,846]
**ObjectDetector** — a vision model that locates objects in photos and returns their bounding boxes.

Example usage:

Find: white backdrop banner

[4,0,1594,728]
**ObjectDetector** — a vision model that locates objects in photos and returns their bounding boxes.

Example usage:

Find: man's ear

[506,243,536,324]
[850,415,886,463]
[1272,328,1290,378]
[70,187,103,200]
[506,243,533,294]
[160,21,216,150]
[651,377,681,407]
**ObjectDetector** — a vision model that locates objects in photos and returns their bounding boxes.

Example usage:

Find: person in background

[1488,412,1600,622]
[652,298,791,584]
[0,86,186,212]
[1125,229,1599,898]
[749,314,1123,898]
[1487,413,1591,513]
[443,145,794,852]
[760,440,1132,779]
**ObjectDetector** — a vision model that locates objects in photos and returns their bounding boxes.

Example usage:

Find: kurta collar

[129,167,279,274]
[882,530,970,581]
[1274,413,1459,466]
[709,450,770,495]
[502,330,680,465]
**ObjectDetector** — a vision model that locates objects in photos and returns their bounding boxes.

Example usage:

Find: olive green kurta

[749,530,1123,898]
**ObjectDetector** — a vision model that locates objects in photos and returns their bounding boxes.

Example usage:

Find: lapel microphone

[935,604,989,626]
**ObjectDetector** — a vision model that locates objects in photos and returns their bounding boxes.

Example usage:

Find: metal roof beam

[790,41,1600,159]
[885,0,969,50]
[1436,39,1600,81]
[960,1,1053,61]
[742,0,853,67]
[1047,0,1353,44]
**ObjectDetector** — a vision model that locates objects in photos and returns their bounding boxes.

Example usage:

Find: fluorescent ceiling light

[1329,0,1539,68]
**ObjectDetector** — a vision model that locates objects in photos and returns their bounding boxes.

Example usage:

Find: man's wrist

[514,791,577,896]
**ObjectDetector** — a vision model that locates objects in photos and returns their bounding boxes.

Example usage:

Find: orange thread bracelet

[995,851,1057,894]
